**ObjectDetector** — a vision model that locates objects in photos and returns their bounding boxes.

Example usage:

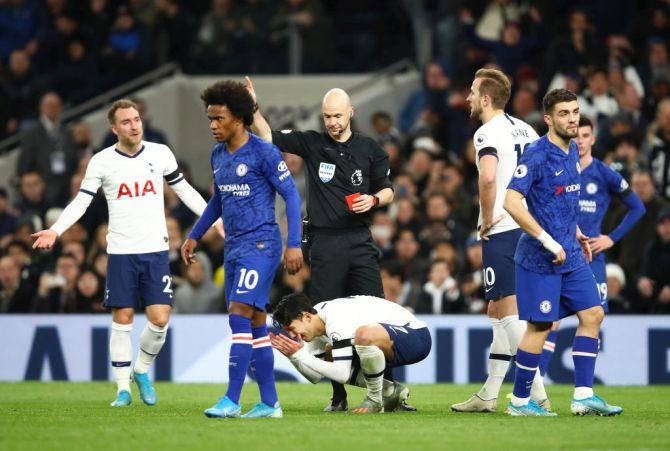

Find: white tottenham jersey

[314,296,426,346]
[474,113,539,236]
[79,141,181,254]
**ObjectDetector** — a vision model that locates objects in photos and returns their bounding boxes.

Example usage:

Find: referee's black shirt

[271,130,393,229]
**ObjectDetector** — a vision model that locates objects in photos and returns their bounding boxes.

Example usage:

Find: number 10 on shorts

[236,268,259,294]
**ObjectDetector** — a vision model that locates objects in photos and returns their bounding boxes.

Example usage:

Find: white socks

[478,318,511,401]
[134,322,169,374]
[531,368,548,401]
[355,345,386,405]
[574,386,594,400]
[110,322,132,393]
[500,314,526,353]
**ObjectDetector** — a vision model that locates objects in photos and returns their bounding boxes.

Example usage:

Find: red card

[345,192,361,211]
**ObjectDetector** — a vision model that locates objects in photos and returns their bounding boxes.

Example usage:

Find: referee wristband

[537,231,563,254]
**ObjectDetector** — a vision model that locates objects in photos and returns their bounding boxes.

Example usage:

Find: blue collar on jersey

[114,144,146,158]
[544,135,573,158]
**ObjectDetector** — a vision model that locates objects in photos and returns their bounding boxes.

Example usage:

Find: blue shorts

[380,324,432,367]
[224,255,281,310]
[105,251,173,309]
[482,228,522,301]
[590,258,608,312]
[515,263,602,322]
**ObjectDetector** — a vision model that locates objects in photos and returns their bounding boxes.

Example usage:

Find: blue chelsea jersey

[578,158,629,261]
[507,135,587,274]
[211,134,296,260]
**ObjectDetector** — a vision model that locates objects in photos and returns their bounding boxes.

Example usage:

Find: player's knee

[150,315,169,328]
[353,326,375,346]
[582,307,604,327]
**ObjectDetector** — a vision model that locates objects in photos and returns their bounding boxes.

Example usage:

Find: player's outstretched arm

[32,191,95,250]
[245,76,272,142]
[504,188,566,264]
[169,178,225,238]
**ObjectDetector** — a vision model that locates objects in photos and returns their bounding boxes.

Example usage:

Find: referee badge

[319,162,336,183]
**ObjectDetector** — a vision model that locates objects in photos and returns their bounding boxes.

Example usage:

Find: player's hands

[244,76,257,104]
[31,229,58,250]
[269,331,304,356]
[213,219,225,239]
[577,230,592,263]
[351,194,376,213]
[588,234,614,255]
[284,247,303,275]
[181,238,198,265]
[480,214,506,241]
[552,248,566,265]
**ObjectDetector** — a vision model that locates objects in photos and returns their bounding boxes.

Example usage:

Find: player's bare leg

[110,307,134,407]
[132,304,170,406]
[350,324,393,414]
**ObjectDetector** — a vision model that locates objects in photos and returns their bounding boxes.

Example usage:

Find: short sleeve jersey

[270,130,392,229]
[79,141,179,254]
[507,135,587,274]
[211,133,297,260]
[474,113,539,236]
[578,158,631,240]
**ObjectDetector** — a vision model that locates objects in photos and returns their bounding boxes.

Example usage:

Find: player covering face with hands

[271,294,431,413]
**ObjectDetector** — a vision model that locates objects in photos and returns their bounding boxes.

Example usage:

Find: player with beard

[503,89,623,416]
[245,77,399,412]
[451,68,548,413]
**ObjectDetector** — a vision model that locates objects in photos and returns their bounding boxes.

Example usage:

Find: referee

[246,77,394,412]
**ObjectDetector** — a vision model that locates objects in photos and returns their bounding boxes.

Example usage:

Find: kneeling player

[271,294,431,413]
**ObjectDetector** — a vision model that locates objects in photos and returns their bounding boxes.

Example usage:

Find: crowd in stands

[1,0,670,314]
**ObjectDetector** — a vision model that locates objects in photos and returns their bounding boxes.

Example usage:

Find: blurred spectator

[14,172,51,230]
[406,146,433,193]
[608,169,669,281]
[414,259,465,314]
[370,111,402,148]
[71,121,94,161]
[270,0,334,73]
[54,39,98,105]
[392,196,421,235]
[380,261,419,308]
[75,269,105,312]
[461,237,485,313]
[173,252,223,313]
[511,86,543,130]
[613,82,647,143]
[605,263,630,313]
[0,187,18,240]
[399,61,451,134]
[191,0,240,73]
[645,98,670,199]
[166,216,183,278]
[392,229,426,283]
[0,254,35,313]
[544,9,603,84]
[153,0,195,67]
[17,92,77,206]
[636,209,670,313]
[4,49,44,128]
[370,210,395,261]
[238,0,273,73]
[100,98,169,148]
[33,252,81,313]
[577,67,619,126]
[0,0,45,62]
[100,6,150,88]
[606,134,643,180]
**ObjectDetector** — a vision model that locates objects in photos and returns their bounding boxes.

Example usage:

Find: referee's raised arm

[245,76,272,142]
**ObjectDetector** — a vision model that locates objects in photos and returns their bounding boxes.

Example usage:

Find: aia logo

[117,180,157,199]
[555,184,580,195]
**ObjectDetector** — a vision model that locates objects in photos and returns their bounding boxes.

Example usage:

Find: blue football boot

[507,399,557,416]
[204,396,242,418]
[110,390,132,407]
[133,371,157,406]
[241,401,283,418]
[571,394,623,416]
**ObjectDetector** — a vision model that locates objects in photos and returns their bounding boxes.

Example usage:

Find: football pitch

[1,382,668,450]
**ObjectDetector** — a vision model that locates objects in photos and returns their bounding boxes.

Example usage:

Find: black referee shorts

[307,228,384,303]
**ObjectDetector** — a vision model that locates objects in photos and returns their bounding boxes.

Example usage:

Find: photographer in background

[33,253,81,313]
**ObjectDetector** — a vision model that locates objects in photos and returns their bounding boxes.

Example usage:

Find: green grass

[0,382,668,450]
